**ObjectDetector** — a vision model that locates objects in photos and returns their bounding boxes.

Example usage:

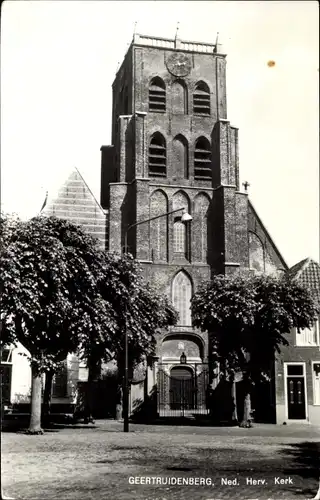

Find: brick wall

[275,325,320,406]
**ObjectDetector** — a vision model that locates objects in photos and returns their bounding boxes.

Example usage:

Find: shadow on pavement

[281,441,320,479]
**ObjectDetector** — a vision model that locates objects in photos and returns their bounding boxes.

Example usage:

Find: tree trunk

[42,370,54,425]
[115,384,123,421]
[231,380,238,423]
[27,365,44,435]
[239,376,253,428]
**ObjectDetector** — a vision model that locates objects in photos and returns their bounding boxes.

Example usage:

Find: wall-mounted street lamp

[124,208,192,254]
[122,207,192,433]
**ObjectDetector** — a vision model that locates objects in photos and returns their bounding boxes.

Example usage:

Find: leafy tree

[0,215,178,429]
[82,252,178,420]
[191,273,319,427]
[0,215,112,434]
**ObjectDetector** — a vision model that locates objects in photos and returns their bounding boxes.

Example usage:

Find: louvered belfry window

[149,77,166,112]
[193,81,210,115]
[194,137,212,179]
[149,133,166,177]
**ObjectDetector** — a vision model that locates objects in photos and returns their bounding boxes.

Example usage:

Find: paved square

[2,421,320,499]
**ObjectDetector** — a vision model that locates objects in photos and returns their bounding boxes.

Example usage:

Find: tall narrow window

[149,77,166,112]
[150,190,168,262]
[172,80,187,114]
[172,271,192,326]
[149,133,166,177]
[172,135,188,179]
[194,137,211,179]
[194,193,210,263]
[193,81,210,115]
[172,191,190,260]
[174,219,186,253]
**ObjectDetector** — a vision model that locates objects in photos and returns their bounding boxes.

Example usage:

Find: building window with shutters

[149,133,166,177]
[296,320,319,346]
[194,137,212,180]
[149,77,166,112]
[193,81,210,115]
[172,271,192,326]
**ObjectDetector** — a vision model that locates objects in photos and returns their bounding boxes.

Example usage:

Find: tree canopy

[86,251,178,371]
[0,215,111,373]
[0,214,178,430]
[191,273,318,380]
[191,273,319,425]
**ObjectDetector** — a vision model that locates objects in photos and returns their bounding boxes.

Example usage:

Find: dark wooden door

[287,377,306,419]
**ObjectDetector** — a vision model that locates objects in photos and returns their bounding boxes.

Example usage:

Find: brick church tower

[100,34,286,418]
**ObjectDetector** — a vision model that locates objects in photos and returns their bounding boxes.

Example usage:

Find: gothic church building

[4,33,319,425]
[100,34,287,420]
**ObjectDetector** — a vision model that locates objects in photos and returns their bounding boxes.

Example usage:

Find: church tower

[101,33,249,272]
[100,34,286,418]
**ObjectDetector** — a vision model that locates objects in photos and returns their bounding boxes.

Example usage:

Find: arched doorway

[170,366,194,411]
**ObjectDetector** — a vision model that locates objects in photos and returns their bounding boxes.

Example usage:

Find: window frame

[149,77,166,113]
[295,320,319,347]
[172,271,192,327]
[194,136,212,180]
[312,361,320,406]
[148,133,167,178]
[193,81,211,116]
[173,218,186,253]
[1,348,13,364]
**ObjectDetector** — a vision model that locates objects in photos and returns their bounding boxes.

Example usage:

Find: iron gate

[157,363,210,417]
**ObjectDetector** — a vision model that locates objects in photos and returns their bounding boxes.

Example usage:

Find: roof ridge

[293,257,311,280]
[73,167,106,217]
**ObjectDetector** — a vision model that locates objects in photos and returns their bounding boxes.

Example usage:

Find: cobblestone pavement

[2,420,320,500]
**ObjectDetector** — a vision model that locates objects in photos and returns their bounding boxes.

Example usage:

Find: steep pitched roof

[288,258,320,306]
[42,168,108,249]
[248,200,288,271]
[287,257,310,280]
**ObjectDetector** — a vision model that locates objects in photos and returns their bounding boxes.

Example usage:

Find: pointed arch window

[149,133,166,177]
[149,77,166,112]
[172,80,188,114]
[172,271,192,326]
[174,219,186,253]
[194,137,212,179]
[193,81,210,115]
[172,135,189,179]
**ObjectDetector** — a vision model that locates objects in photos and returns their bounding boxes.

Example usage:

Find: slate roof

[287,257,320,307]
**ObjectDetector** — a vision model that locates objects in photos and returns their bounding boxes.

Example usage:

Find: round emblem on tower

[166,53,191,77]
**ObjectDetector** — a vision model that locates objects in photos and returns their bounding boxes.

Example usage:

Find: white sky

[1,0,319,267]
